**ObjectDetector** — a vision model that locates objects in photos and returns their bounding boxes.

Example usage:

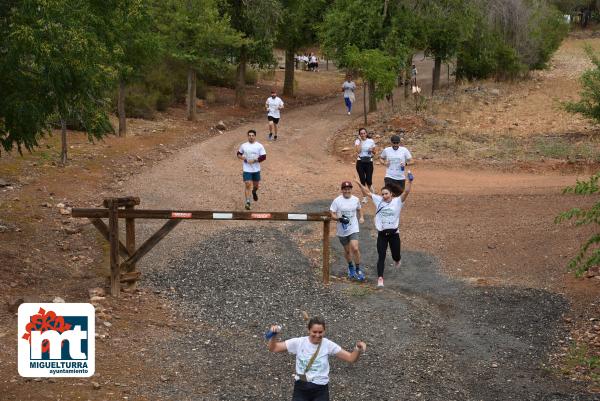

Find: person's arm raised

[400,172,414,202]
[335,341,366,363]
[354,180,371,197]
[267,325,287,353]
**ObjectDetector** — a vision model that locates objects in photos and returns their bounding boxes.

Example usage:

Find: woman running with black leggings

[354,128,376,204]
[355,172,413,288]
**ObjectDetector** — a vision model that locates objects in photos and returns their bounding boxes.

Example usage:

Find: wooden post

[125,204,136,288]
[322,220,330,284]
[107,199,120,297]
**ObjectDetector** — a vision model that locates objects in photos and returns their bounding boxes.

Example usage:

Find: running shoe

[355,267,365,281]
[377,277,384,288]
[394,260,401,269]
[268,133,273,140]
[252,188,258,201]
[347,265,356,280]
[273,135,277,141]
[361,196,368,204]
[245,201,251,210]
[347,111,351,115]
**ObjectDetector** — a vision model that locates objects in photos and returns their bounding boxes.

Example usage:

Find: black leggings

[292,380,330,401]
[355,160,373,187]
[376,229,401,277]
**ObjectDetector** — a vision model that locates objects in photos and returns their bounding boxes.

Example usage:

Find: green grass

[344,285,373,297]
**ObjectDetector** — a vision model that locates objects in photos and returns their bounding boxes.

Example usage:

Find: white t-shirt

[266,96,284,119]
[238,142,266,173]
[330,195,361,237]
[371,194,403,232]
[285,337,341,385]
[342,81,356,98]
[380,146,412,180]
[355,138,376,160]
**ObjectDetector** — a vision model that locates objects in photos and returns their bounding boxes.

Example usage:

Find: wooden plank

[125,206,136,273]
[107,200,120,297]
[119,219,181,272]
[322,220,330,285]
[102,196,140,208]
[89,218,131,259]
[73,208,331,222]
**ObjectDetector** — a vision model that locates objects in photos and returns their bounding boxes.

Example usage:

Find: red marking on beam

[251,213,272,219]
[171,212,192,219]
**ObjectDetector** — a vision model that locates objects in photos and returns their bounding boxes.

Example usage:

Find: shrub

[125,89,158,119]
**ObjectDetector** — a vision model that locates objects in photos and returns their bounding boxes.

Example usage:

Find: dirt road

[118,80,598,399]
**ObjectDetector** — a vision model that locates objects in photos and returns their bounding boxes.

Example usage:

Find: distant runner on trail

[266,89,284,141]
[237,129,266,210]
[354,128,376,204]
[379,134,412,197]
[411,64,418,87]
[355,172,413,289]
[342,75,356,115]
[266,316,367,401]
[330,180,365,281]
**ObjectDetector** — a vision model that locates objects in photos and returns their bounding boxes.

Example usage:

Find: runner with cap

[354,172,414,289]
[329,180,365,281]
[379,134,412,197]
[266,89,284,141]
[237,129,267,210]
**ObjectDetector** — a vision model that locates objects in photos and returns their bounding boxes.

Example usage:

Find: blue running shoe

[347,265,356,280]
[355,267,365,281]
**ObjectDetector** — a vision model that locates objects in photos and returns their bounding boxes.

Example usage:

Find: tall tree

[0,0,115,161]
[277,0,328,96]
[112,0,160,136]
[162,0,243,121]
[422,0,475,93]
[222,0,281,107]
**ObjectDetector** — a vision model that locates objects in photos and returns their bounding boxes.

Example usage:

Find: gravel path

[140,216,596,400]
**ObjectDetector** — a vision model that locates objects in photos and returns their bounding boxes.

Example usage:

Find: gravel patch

[139,217,598,401]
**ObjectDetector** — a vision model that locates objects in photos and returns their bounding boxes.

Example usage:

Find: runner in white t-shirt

[355,172,414,289]
[379,134,412,196]
[354,127,376,204]
[265,89,284,141]
[237,129,267,210]
[267,316,366,401]
[329,180,365,281]
[342,75,356,115]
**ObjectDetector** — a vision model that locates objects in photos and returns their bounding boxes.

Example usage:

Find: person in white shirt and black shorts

[379,134,412,197]
[354,128,376,204]
[267,316,366,401]
[266,89,284,141]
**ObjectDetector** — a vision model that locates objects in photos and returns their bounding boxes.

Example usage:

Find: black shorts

[267,115,280,124]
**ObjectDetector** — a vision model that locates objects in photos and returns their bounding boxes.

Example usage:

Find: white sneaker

[361,196,368,204]
[347,111,351,115]
[377,277,384,288]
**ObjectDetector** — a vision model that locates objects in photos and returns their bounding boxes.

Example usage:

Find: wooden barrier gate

[72,197,332,297]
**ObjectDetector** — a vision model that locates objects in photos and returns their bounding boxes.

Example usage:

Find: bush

[563,46,600,123]
[198,64,258,89]
[457,27,523,80]
[125,88,158,119]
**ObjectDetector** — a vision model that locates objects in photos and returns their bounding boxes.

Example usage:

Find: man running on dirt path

[237,129,266,210]
[330,180,365,281]
[266,89,284,141]
[379,134,412,197]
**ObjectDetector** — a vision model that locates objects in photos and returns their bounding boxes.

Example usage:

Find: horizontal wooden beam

[73,208,330,222]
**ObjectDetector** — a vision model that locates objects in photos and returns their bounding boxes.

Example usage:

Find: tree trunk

[118,79,126,136]
[404,69,410,99]
[283,48,295,96]
[187,67,197,121]
[60,119,67,166]
[368,80,377,112]
[432,56,441,95]
[363,79,367,125]
[235,46,247,108]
